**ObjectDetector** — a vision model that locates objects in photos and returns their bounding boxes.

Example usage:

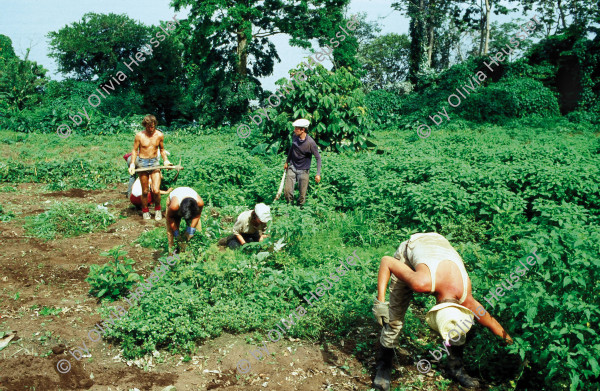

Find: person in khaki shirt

[226,203,272,249]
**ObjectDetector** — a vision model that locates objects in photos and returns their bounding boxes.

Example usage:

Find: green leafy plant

[85,246,141,301]
[24,201,115,240]
[260,64,374,152]
[135,228,167,250]
[39,307,62,316]
[0,204,15,222]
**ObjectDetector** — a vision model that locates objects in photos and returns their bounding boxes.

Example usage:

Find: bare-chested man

[128,114,172,220]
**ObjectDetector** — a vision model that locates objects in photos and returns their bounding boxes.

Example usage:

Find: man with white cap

[371,232,513,390]
[283,118,322,206]
[227,203,272,249]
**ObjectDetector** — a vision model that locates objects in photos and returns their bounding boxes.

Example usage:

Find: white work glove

[372,298,390,327]
[164,159,172,166]
[128,163,136,175]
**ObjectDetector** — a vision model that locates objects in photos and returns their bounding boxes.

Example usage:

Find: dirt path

[0,183,461,391]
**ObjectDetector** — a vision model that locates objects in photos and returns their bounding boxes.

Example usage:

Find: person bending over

[129,177,173,209]
[166,187,204,255]
[226,203,272,249]
[128,114,172,220]
[372,232,513,390]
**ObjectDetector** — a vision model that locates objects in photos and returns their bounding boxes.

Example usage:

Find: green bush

[24,201,116,240]
[260,65,374,152]
[86,246,141,301]
[460,77,560,122]
[364,89,404,125]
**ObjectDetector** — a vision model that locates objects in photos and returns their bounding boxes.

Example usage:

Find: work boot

[446,344,480,388]
[155,210,162,221]
[373,346,394,391]
[143,212,151,220]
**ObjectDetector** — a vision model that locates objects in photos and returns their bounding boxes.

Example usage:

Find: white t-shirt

[169,187,198,202]
[131,178,151,197]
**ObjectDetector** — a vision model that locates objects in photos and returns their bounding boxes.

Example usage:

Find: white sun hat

[254,203,272,223]
[292,118,310,128]
[426,303,475,346]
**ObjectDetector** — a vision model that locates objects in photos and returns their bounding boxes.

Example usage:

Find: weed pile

[24,201,116,240]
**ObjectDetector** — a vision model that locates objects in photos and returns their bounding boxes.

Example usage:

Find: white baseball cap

[292,118,310,128]
[254,203,272,223]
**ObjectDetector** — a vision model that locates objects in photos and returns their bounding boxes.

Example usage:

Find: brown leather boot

[373,346,394,390]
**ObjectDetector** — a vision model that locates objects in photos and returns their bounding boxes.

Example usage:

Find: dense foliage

[3,113,600,389]
[460,77,560,121]
[257,65,374,152]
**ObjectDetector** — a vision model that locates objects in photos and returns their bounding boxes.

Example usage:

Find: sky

[0,0,409,91]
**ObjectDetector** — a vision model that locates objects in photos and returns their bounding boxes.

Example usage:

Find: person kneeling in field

[128,114,172,221]
[166,187,204,255]
[372,232,513,390]
[129,177,173,209]
[226,203,272,249]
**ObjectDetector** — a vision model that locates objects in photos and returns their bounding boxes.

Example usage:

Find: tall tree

[171,0,351,125]
[48,13,148,81]
[357,33,410,91]
[392,0,428,84]
[392,0,464,82]
[0,38,47,112]
[47,13,190,124]
[0,34,17,64]
[518,0,600,36]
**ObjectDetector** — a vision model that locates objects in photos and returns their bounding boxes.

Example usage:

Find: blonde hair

[142,114,157,128]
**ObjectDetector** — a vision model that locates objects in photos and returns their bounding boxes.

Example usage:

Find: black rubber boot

[373,346,394,391]
[446,344,480,389]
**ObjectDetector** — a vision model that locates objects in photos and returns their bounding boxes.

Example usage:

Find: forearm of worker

[466,299,511,340]
[189,216,201,233]
[166,217,175,247]
[377,256,409,301]
[131,137,139,161]
[235,234,246,245]
[311,144,322,176]
[381,255,425,295]
[286,148,292,164]
[377,259,391,302]
[478,312,512,340]
[159,138,169,161]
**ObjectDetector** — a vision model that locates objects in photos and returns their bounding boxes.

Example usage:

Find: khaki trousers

[380,240,414,348]
[284,166,310,206]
